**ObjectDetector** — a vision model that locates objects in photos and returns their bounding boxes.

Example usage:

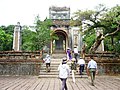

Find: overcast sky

[0,0,120,26]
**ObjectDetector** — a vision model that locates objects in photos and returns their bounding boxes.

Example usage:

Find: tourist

[71,58,76,83]
[43,54,51,72]
[58,57,70,90]
[87,56,97,86]
[81,44,86,59]
[66,47,72,61]
[73,46,79,63]
[77,57,85,77]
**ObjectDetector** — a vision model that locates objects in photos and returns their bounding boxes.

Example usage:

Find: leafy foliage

[0,27,12,50]
[72,4,120,53]
[22,17,54,51]
[83,31,96,53]
[21,26,36,51]
[33,18,52,50]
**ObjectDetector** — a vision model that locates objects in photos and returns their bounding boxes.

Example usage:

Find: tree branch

[105,25,120,37]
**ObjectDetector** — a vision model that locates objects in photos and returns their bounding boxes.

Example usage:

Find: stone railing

[85,52,120,75]
[0,51,43,75]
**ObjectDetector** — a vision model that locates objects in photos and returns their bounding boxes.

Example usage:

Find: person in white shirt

[87,56,97,86]
[44,54,51,72]
[77,57,85,77]
[58,57,70,90]
[74,46,79,63]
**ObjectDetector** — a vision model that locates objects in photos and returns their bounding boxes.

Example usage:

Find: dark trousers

[89,68,96,85]
[74,53,78,63]
[79,64,85,75]
[46,63,50,72]
[60,78,68,90]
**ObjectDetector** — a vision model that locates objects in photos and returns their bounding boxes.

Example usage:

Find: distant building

[49,6,83,53]
[14,6,104,53]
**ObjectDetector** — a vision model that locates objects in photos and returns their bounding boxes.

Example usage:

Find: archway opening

[52,30,68,53]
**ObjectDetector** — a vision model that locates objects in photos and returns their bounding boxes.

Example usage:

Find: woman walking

[58,57,70,90]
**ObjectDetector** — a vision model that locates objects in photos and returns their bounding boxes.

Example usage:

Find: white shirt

[58,63,70,79]
[77,58,85,65]
[74,47,78,53]
[44,54,51,63]
[87,59,97,69]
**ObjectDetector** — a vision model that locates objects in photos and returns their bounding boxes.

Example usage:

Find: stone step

[41,68,58,70]
[40,68,87,72]
[41,63,71,67]
[40,71,87,75]
[42,64,59,67]
[39,57,88,78]
[51,54,66,59]
[38,74,88,78]
[40,69,58,72]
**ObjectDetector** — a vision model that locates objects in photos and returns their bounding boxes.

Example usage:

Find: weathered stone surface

[85,53,120,75]
[0,51,43,75]
[0,63,41,75]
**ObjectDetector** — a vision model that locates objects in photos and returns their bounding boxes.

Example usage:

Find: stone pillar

[13,22,22,51]
[71,27,82,52]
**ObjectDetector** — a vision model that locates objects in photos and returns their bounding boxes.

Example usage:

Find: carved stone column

[71,27,82,52]
[13,22,22,51]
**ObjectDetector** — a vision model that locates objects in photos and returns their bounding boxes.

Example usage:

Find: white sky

[0,0,120,26]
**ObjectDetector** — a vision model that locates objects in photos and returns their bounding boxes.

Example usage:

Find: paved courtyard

[0,75,120,90]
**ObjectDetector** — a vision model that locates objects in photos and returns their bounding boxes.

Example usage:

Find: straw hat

[80,57,82,59]
[62,57,67,63]
[72,58,76,62]
[62,57,67,61]
[67,47,70,49]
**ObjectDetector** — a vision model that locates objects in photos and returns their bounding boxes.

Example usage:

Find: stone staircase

[38,58,62,78]
[51,53,66,59]
[38,53,88,78]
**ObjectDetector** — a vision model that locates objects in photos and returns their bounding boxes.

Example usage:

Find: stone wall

[85,53,120,75]
[0,62,41,75]
[85,62,120,75]
[0,51,43,75]
[97,63,120,75]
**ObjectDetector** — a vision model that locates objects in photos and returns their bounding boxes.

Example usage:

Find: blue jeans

[60,78,68,90]
[79,64,85,75]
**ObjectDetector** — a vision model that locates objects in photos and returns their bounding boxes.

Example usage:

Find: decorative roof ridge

[49,6,70,11]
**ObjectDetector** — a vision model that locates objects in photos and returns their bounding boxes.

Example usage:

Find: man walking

[58,57,70,90]
[77,57,85,77]
[44,54,51,72]
[87,56,97,86]
[74,46,78,63]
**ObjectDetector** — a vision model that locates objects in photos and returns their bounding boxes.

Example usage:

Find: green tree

[0,27,12,50]
[22,17,58,51]
[72,4,120,53]
[1,25,14,35]
[33,17,52,50]
[101,5,120,52]
[22,26,36,51]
